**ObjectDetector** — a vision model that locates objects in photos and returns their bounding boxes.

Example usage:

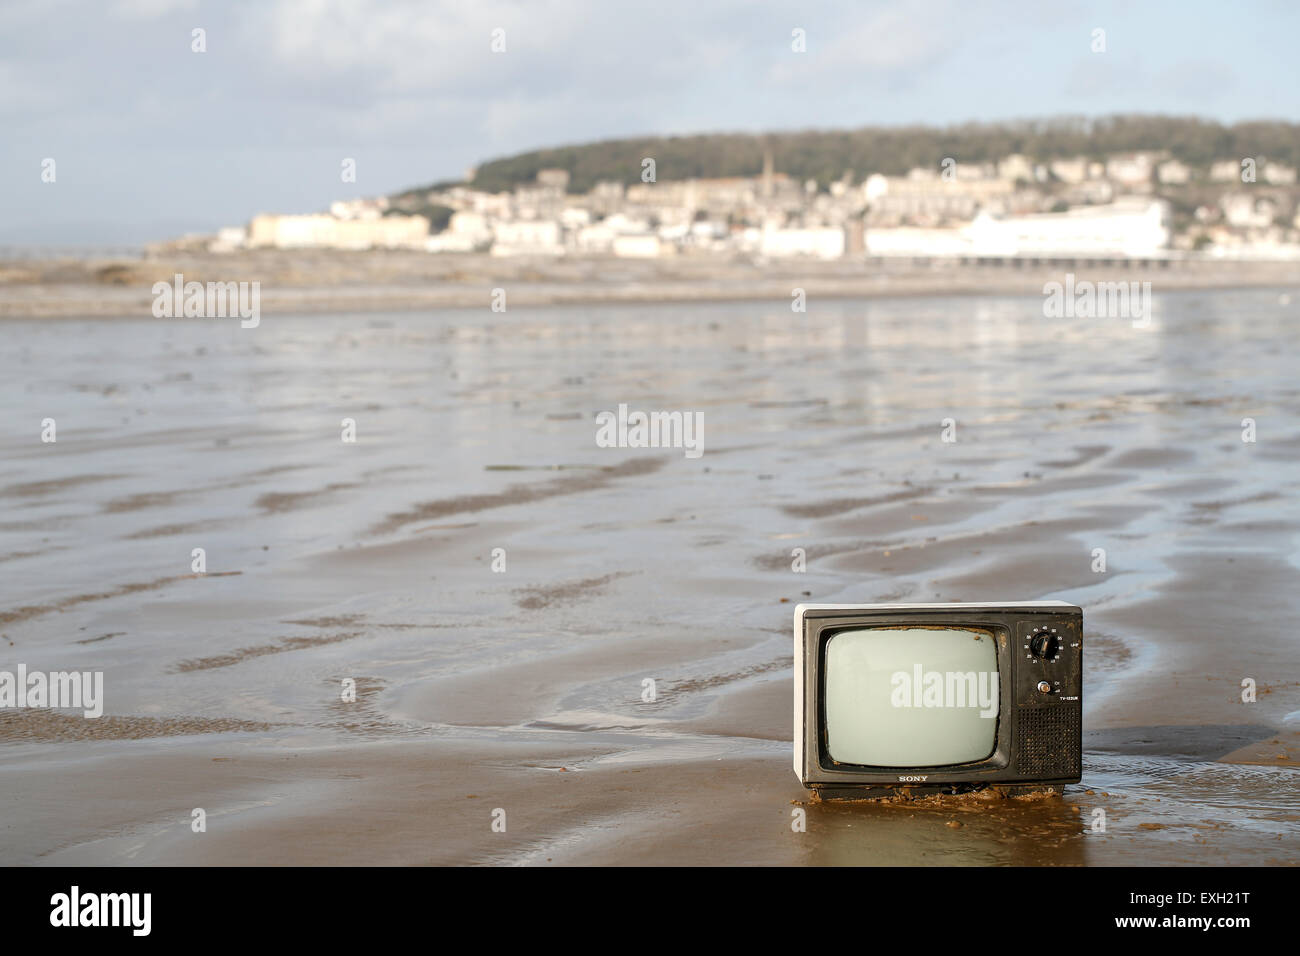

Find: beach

[2,249,1299,317]
[1,288,1298,865]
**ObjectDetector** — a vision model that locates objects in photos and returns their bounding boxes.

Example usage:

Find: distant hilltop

[396,115,1300,197]
[168,113,1300,263]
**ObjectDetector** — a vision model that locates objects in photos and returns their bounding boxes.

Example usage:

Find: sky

[2,0,1297,245]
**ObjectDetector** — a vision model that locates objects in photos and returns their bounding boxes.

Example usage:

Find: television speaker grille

[1015,706,1081,776]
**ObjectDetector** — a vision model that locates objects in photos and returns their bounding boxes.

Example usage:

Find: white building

[1210,159,1294,185]
[864,227,971,257]
[760,226,846,259]
[1156,160,1191,185]
[997,154,1035,184]
[208,226,247,253]
[490,220,563,256]
[428,211,492,252]
[248,214,336,248]
[1222,195,1278,230]
[330,197,388,220]
[247,213,429,250]
[449,210,489,234]
[1049,157,1090,185]
[426,233,479,253]
[1060,180,1115,205]
[690,220,728,243]
[1262,162,1297,185]
[602,213,651,234]
[573,223,618,253]
[457,190,513,218]
[560,207,592,227]
[1210,160,1245,183]
[966,199,1171,258]
[863,171,1013,223]
[612,234,672,258]
[1105,153,1156,189]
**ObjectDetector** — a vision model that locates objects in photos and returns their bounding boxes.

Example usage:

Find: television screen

[824,626,999,767]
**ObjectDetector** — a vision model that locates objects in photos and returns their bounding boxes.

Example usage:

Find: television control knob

[1036,681,1053,694]
[1030,633,1061,659]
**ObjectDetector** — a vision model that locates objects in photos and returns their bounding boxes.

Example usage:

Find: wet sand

[1,289,1298,865]
[2,250,1298,316]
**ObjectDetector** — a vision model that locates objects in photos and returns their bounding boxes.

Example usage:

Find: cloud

[109,0,199,19]
[817,0,962,74]
[0,0,1292,244]
[1156,59,1237,100]
[1064,54,1237,106]
[1062,54,1147,98]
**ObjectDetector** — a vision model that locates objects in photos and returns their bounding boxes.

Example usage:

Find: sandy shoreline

[1,291,1297,865]
[1,250,1297,317]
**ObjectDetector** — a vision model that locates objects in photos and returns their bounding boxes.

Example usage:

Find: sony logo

[898,774,928,782]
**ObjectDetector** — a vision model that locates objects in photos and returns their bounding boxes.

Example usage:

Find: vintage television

[794,602,1082,794]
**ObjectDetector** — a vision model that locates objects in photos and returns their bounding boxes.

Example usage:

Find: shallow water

[1,289,1298,864]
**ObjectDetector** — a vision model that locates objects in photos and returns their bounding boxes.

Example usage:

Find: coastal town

[189,149,1300,263]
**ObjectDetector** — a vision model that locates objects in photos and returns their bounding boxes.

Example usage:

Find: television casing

[794,602,1082,793]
